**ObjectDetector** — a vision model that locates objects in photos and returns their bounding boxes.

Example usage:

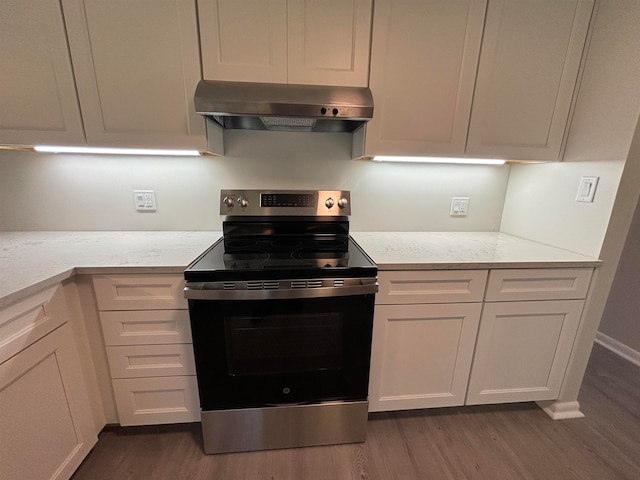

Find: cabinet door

[365,0,487,156]
[287,0,372,87]
[63,0,206,149]
[199,0,288,83]
[0,0,85,146]
[466,0,594,160]
[368,303,482,412]
[0,324,97,480]
[466,299,584,405]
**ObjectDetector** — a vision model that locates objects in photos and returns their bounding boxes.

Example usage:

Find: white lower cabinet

[369,303,482,411]
[0,323,97,480]
[369,270,488,411]
[369,267,593,413]
[92,274,200,426]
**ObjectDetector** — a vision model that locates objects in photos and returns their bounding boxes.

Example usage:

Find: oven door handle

[184,279,378,300]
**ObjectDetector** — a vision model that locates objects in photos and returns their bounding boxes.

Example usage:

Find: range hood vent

[195,80,373,133]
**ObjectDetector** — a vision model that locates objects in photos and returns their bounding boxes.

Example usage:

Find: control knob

[325,197,335,209]
[338,197,349,209]
[237,196,249,208]
[223,196,235,208]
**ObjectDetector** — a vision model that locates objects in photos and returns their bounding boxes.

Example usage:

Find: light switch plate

[576,177,598,203]
[450,197,469,216]
[133,190,157,211]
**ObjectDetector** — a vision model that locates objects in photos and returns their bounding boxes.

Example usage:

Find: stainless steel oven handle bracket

[184,278,378,300]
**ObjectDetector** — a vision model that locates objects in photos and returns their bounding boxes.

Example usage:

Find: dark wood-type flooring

[72,344,640,479]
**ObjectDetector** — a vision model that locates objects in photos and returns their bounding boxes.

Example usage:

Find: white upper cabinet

[366,0,486,156]
[466,0,594,160]
[62,0,206,149]
[0,0,85,146]
[199,0,372,87]
[287,0,372,86]
[365,0,594,161]
[198,0,288,83]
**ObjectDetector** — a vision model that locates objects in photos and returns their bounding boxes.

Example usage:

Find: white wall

[599,197,640,353]
[500,160,624,257]
[0,130,510,232]
[500,0,640,258]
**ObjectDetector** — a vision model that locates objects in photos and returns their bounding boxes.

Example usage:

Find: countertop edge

[376,260,602,271]
[0,268,77,310]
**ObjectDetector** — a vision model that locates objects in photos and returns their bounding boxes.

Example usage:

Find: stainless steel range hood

[195,80,374,133]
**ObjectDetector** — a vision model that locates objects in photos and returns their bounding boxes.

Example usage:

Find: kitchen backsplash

[0,130,510,232]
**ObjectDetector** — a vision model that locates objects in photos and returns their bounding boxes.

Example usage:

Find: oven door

[188,293,375,410]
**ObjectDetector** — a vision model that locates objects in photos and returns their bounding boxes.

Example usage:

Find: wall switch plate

[133,190,157,211]
[450,197,469,216]
[576,177,598,203]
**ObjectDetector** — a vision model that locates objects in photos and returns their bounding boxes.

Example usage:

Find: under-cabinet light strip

[372,155,506,165]
[34,145,201,156]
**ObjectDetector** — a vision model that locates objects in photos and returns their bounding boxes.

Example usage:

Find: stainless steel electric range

[184,190,378,454]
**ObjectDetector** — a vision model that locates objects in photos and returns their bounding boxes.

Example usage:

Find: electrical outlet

[450,197,469,216]
[133,190,157,211]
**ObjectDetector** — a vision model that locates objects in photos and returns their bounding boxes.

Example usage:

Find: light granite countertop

[0,231,600,309]
[0,231,222,309]
[351,232,601,270]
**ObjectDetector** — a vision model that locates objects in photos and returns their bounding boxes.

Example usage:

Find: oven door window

[225,313,343,376]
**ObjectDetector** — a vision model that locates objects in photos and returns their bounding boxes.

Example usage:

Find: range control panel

[220,190,351,216]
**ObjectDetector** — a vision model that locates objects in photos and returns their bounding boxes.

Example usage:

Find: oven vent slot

[246,280,280,290]
[291,280,323,289]
[333,279,344,287]
[222,282,236,290]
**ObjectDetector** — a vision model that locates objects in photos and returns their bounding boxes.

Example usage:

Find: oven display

[261,193,314,208]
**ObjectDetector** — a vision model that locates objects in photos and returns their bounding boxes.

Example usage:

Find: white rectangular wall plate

[576,177,598,203]
[450,197,469,216]
[133,190,157,211]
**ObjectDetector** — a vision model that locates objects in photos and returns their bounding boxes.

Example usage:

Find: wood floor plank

[72,344,640,480]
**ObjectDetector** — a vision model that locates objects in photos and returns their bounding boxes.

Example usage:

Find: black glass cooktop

[184,234,377,282]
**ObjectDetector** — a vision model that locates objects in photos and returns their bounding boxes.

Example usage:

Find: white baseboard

[595,331,640,368]
[536,400,585,420]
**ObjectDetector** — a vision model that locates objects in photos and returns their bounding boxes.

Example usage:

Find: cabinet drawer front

[376,270,488,304]
[93,275,187,310]
[100,310,192,346]
[485,268,593,301]
[112,376,200,426]
[106,344,195,378]
[0,286,68,364]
